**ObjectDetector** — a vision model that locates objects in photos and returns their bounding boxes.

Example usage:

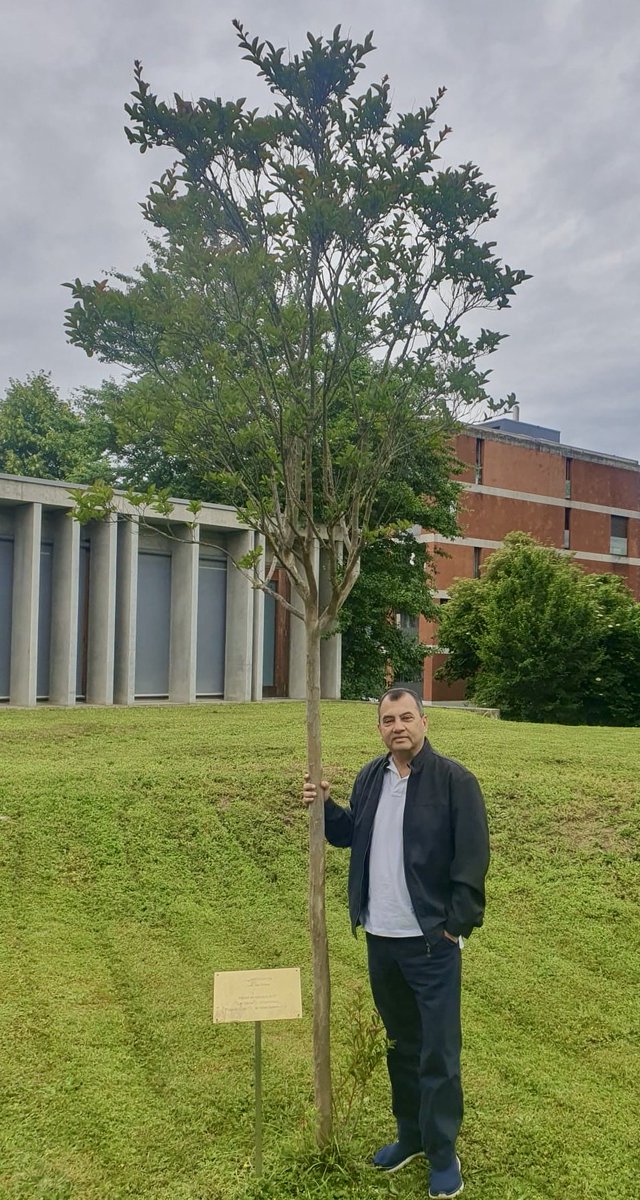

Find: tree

[433,575,486,687]
[340,422,461,698]
[64,24,528,1142]
[582,574,640,726]
[78,376,248,503]
[0,372,114,483]
[438,533,640,725]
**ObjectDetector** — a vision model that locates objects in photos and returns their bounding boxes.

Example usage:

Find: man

[303,688,490,1200]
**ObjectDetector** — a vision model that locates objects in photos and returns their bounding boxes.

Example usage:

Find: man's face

[378,693,426,758]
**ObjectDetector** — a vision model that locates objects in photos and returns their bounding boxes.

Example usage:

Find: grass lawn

[0,702,638,1200]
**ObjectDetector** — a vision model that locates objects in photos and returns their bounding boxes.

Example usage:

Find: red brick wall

[422,653,467,703]
[459,490,564,544]
[571,458,639,509]
[570,508,610,555]
[453,434,476,484]
[433,543,478,590]
[455,433,568,497]
[628,565,640,593]
[482,438,566,496]
[419,613,438,647]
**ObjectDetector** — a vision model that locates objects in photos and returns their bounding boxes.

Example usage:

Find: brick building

[421,412,640,702]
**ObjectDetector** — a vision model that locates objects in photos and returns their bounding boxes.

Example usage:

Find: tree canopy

[64,24,528,612]
[340,421,461,697]
[0,372,113,483]
[438,532,640,724]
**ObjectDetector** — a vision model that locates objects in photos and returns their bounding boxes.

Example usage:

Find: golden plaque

[213,967,302,1024]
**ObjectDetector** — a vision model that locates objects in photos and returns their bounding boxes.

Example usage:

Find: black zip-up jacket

[323,739,490,940]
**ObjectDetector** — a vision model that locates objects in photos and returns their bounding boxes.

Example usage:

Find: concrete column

[9,502,42,706]
[320,543,342,700]
[86,516,118,705]
[251,533,265,702]
[49,511,80,706]
[224,530,254,702]
[169,525,200,703]
[288,541,319,700]
[114,518,139,705]
[288,585,306,700]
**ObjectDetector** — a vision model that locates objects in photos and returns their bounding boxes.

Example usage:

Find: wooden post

[254,1021,263,1176]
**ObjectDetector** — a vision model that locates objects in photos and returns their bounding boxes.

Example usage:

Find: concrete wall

[0,476,309,707]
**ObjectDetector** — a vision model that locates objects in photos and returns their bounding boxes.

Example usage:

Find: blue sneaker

[372,1139,424,1173]
[428,1155,463,1198]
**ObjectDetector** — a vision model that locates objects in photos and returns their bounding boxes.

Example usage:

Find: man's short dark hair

[377,687,424,717]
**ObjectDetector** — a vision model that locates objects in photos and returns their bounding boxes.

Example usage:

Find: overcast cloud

[1,0,638,459]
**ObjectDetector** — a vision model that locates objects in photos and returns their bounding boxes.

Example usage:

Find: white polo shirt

[361,758,423,937]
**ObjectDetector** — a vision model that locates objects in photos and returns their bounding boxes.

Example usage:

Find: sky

[2,0,639,460]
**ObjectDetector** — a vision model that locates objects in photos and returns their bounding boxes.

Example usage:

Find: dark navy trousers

[366,932,463,1171]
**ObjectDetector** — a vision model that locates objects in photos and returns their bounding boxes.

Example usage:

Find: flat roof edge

[0,472,240,510]
[0,473,250,527]
[463,425,640,471]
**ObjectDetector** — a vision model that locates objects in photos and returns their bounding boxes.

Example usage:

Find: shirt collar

[384,739,430,775]
[386,757,409,780]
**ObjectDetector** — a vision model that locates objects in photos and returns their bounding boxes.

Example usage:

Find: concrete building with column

[0,474,341,707]
[421,414,640,702]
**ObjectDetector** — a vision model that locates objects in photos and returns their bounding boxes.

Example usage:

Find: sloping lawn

[0,702,638,1200]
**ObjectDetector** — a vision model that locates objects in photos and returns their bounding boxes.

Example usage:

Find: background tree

[438,532,640,725]
[0,372,113,483]
[64,24,527,1142]
[432,574,486,687]
[79,376,248,503]
[340,422,461,697]
[582,574,640,726]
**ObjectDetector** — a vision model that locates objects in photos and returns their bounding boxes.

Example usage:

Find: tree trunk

[305,616,333,1146]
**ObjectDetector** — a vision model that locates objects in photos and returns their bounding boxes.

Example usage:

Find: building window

[397,612,419,637]
[610,515,628,556]
[565,457,572,499]
[475,437,484,485]
[563,508,571,549]
[473,546,481,578]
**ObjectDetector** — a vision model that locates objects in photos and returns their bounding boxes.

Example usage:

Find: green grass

[0,702,638,1200]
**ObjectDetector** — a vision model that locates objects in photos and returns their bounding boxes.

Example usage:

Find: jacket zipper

[355,765,384,932]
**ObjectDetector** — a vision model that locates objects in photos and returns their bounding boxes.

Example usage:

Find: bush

[438,532,640,724]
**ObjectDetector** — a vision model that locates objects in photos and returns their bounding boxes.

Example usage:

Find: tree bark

[305,616,333,1146]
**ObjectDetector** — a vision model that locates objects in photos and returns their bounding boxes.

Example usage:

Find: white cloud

[1,0,638,459]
